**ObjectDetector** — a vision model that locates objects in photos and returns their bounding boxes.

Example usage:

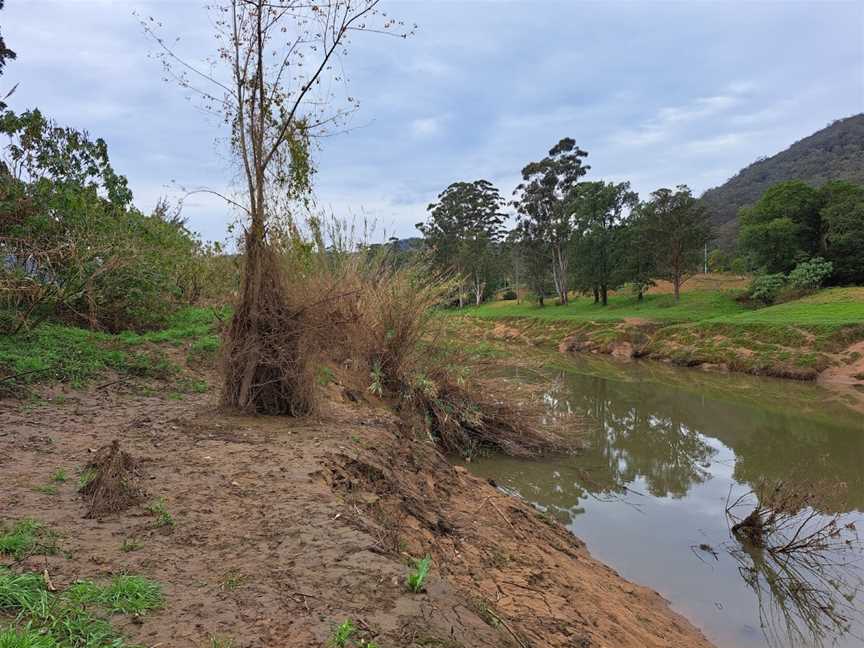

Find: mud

[0,378,712,647]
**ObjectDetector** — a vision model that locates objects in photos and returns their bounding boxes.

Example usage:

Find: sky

[3,0,863,244]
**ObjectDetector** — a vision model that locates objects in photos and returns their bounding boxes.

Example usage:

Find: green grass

[0,569,45,611]
[708,288,864,326]
[406,555,432,593]
[460,289,746,323]
[0,520,57,561]
[0,567,159,647]
[0,627,58,648]
[461,287,864,329]
[0,306,222,390]
[50,470,67,484]
[66,575,162,614]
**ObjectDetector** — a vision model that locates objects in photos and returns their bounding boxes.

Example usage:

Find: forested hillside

[702,113,864,246]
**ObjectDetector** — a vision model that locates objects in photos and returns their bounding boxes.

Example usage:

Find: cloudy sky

[3,0,862,244]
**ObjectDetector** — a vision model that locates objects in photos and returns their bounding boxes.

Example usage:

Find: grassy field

[453,286,864,380]
[461,287,864,328]
[461,289,746,322]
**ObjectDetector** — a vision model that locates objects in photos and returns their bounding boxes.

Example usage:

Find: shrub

[787,257,833,291]
[0,110,227,334]
[500,289,517,300]
[749,273,787,305]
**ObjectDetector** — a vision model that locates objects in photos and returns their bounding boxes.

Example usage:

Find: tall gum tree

[513,138,589,305]
[570,180,638,306]
[142,0,413,414]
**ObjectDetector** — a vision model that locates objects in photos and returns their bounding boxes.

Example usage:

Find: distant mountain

[701,113,864,248]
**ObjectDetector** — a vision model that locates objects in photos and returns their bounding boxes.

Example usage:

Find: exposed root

[405,373,576,458]
[79,440,146,519]
[221,239,315,416]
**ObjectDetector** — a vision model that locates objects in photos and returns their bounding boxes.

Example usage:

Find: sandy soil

[0,377,712,648]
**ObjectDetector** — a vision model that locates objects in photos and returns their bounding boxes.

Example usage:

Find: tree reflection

[546,371,716,499]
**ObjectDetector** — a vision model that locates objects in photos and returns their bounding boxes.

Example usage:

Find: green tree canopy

[570,180,638,305]
[820,180,864,285]
[418,179,505,305]
[513,138,589,305]
[738,180,822,272]
[641,185,712,301]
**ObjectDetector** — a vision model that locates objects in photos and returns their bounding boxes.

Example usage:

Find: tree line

[416,138,712,306]
[416,139,864,308]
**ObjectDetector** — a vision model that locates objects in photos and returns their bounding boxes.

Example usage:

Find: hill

[700,113,864,247]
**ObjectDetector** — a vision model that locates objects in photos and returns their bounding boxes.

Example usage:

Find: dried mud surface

[1,380,712,648]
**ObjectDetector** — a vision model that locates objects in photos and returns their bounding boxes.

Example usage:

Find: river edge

[450,314,864,388]
[0,375,712,647]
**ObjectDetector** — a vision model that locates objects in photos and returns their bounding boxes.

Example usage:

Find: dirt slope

[0,381,712,648]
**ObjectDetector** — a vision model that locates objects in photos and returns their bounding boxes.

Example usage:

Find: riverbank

[457,287,864,383]
[0,335,712,647]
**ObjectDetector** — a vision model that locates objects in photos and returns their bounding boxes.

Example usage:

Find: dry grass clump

[317,254,573,457]
[79,440,146,519]
[220,217,575,456]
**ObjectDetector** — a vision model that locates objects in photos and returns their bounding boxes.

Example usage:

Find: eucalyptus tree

[513,138,589,305]
[570,180,638,305]
[515,220,551,307]
[615,205,656,301]
[142,1,413,414]
[418,179,505,306]
[641,185,712,301]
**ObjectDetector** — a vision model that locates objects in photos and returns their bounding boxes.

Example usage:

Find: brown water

[465,355,864,648]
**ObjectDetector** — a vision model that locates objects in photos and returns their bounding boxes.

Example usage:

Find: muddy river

[466,355,864,648]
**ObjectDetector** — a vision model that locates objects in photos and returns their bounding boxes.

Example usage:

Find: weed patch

[406,555,431,593]
[67,575,162,614]
[0,566,160,647]
[145,498,174,529]
[0,520,57,561]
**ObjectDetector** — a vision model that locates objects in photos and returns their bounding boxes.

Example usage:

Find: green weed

[145,497,175,528]
[406,555,432,593]
[174,377,209,394]
[0,520,57,561]
[77,468,97,489]
[328,620,356,648]
[368,362,385,397]
[120,539,143,553]
[67,575,162,614]
[0,568,45,611]
[0,627,57,647]
[0,566,159,647]
[50,469,67,484]
[33,484,57,496]
[316,365,336,386]
[220,571,245,591]
[209,636,234,648]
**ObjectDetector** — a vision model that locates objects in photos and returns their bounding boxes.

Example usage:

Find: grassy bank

[453,287,864,381]
[0,306,225,394]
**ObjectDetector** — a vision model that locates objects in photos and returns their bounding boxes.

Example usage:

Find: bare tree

[142,1,412,414]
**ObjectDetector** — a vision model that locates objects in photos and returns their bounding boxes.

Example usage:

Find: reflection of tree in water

[725,481,864,648]
[547,372,717,499]
[730,542,864,648]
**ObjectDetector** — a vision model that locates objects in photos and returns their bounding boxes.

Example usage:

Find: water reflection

[469,356,864,648]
